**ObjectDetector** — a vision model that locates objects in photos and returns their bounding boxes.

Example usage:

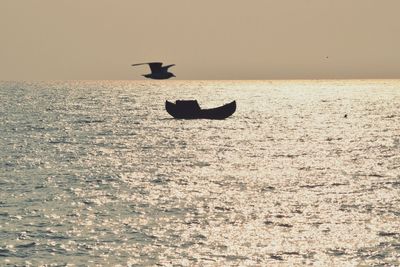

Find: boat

[165,100,236,119]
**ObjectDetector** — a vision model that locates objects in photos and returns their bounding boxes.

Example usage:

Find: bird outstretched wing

[161,64,175,71]
[131,62,163,73]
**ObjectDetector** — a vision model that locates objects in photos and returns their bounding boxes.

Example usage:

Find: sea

[0,80,399,266]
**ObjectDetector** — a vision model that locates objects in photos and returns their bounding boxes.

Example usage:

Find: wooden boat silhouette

[165,100,236,119]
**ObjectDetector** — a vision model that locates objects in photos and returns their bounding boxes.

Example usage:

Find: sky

[1,0,400,80]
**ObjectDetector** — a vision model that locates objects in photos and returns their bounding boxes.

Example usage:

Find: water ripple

[0,80,399,265]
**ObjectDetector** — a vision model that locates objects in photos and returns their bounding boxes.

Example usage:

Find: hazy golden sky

[1,0,400,80]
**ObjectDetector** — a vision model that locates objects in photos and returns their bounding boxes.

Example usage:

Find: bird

[131,62,176,79]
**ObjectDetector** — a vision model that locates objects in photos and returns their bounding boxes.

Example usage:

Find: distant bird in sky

[131,62,176,79]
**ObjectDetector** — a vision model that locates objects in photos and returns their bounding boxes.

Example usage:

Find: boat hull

[165,100,236,120]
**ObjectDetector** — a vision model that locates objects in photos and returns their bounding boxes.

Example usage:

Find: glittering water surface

[0,80,399,266]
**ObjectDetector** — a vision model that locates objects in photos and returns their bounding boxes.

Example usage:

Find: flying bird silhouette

[131,62,176,79]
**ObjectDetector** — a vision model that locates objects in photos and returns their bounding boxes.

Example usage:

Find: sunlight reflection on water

[0,80,399,265]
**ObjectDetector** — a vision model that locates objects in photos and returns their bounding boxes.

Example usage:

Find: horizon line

[1,78,400,83]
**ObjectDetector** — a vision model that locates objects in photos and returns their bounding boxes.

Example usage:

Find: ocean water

[0,80,399,266]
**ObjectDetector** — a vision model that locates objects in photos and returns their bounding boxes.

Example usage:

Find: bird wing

[161,64,175,71]
[131,62,163,73]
